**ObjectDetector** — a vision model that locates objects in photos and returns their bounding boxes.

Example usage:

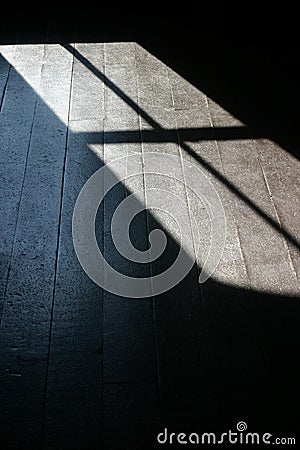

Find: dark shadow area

[152,33,300,161]
[0,40,299,450]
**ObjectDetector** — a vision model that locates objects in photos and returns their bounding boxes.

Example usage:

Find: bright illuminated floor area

[0,43,299,449]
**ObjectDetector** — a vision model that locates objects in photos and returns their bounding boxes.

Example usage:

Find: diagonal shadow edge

[63,44,300,252]
[63,44,160,130]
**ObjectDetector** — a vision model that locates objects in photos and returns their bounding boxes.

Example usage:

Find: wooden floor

[0,43,299,449]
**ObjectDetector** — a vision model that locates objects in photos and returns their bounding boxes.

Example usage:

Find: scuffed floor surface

[0,43,299,449]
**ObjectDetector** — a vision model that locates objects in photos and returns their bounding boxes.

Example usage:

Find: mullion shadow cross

[83,126,265,144]
[63,43,300,251]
